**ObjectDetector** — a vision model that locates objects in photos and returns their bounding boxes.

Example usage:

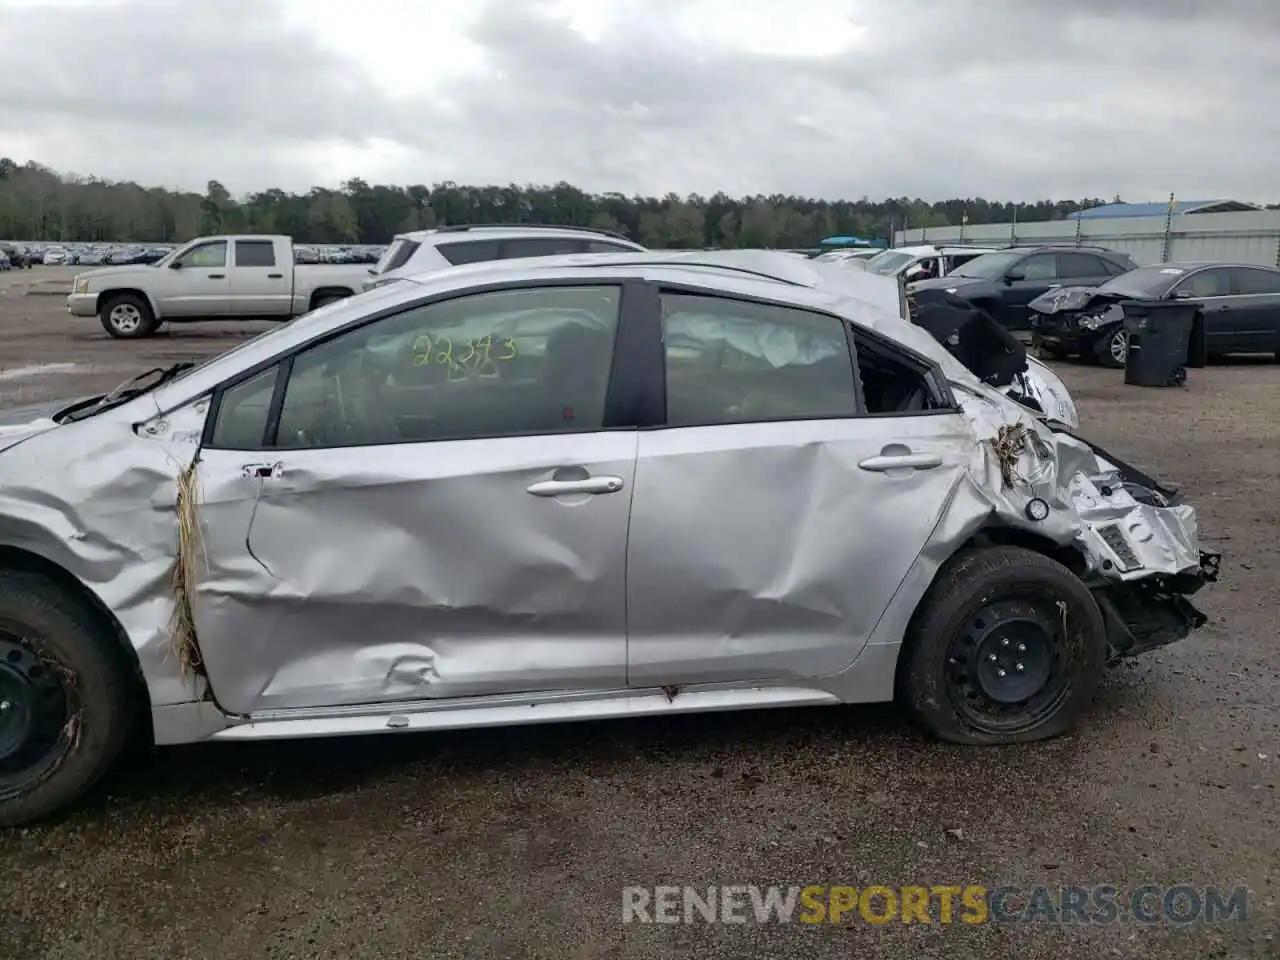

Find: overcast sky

[1,0,1276,203]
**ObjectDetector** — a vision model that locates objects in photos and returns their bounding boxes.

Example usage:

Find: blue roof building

[1067,199,1260,220]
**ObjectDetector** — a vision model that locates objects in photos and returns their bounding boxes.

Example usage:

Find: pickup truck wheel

[0,572,136,827]
[1094,327,1129,368]
[99,294,158,339]
[897,546,1107,745]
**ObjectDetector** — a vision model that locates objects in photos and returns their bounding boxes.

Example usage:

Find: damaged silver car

[0,250,1219,825]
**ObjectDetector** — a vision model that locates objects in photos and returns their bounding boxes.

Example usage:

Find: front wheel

[1094,326,1129,368]
[99,294,159,339]
[896,546,1108,744]
[0,572,136,827]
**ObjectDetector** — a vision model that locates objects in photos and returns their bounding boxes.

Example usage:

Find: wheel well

[957,525,1089,578]
[309,287,353,310]
[0,546,154,746]
[96,288,151,314]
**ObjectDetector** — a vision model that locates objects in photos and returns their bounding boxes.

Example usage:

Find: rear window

[371,238,422,275]
[438,240,502,265]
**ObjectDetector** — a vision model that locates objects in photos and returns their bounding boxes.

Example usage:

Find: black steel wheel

[0,634,73,801]
[942,598,1072,736]
[0,572,136,827]
[897,546,1108,744]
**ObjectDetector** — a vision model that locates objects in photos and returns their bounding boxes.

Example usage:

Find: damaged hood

[0,397,80,452]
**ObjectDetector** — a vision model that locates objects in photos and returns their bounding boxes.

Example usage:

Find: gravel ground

[0,272,1277,959]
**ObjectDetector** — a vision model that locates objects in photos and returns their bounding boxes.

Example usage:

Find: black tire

[311,292,348,310]
[0,571,136,827]
[1093,326,1129,369]
[99,294,159,339]
[896,546,1107,745]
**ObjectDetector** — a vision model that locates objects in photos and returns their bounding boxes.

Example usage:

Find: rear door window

[500,237,587,258]
[1056,253,1111,279]
[234,240,277,267]
[1230,267,1280,295]
[437,240,503,265]
[1174,269,1231,298]
[586,240,639,253]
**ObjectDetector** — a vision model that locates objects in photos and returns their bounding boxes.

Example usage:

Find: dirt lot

[0,272,1277,959]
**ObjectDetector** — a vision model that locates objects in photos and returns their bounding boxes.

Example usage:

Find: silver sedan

[0,250,1219,825]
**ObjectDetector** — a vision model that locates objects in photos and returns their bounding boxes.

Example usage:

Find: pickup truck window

[235,240,277,267]
[176,241,227,269]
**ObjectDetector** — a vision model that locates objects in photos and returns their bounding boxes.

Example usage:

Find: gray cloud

[1,0,1276,202]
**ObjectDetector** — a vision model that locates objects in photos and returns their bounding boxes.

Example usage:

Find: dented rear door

[625,289,970,687]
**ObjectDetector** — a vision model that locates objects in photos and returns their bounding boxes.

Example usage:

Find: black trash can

[1120,299,1200,387]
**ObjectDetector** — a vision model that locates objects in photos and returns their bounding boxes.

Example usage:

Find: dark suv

[907,245,1138,330]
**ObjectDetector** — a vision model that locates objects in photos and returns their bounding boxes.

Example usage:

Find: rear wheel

[0,572,136,827]
[897,546,1107,744]
[1094,327,1129,368]
[99,294,159,339]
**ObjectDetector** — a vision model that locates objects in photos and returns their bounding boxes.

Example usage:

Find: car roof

[390,224,642,246]
[1138,261,1276,271]
[150,249,979,412]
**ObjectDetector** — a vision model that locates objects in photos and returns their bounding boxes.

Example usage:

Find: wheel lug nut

[987,653,998,662]
[1001,638,1010,646]
[1017,642,1026,653]
[0,700,9,713]
[1015,663,1025,672]
[996,668,1007,678]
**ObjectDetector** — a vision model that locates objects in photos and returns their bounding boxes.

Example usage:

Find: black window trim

[650,282,958,427]
[200,276,651,451]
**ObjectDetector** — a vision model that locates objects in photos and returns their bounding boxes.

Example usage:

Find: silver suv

[363,223,646,291]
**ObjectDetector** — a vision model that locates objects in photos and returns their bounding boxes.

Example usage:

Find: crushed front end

[1057,429,1221,661]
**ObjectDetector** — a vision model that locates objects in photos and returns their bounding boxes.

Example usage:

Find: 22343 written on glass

[410,334,518,380]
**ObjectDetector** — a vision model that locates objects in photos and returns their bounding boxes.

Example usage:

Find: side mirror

[168,260,182,270]
[1004,270,1026,283]
[1172,289,1195,300]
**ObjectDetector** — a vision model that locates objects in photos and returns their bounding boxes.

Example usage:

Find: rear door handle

[267,273,284,279]
[858,453,943,472]
[208,273,225,279]
[527,476,624,497]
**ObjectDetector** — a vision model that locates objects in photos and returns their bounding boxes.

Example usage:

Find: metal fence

[894,209,1280,267]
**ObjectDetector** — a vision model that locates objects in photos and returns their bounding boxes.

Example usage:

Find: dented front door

[192,433,636,715]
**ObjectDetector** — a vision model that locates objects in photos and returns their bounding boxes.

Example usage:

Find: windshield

[947,251,1025,280]
[1098,266,1178,299]
[864,250,917,276]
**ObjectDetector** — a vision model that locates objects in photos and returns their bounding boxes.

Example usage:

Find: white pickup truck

[66,234,370,338]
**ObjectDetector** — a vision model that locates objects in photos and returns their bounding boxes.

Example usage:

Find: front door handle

[241,461,283,479]
[527,476,624,497]
[858,452,943,472]
[208,273,225,279]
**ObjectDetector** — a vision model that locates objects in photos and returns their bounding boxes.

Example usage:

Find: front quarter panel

[0,399,212,708]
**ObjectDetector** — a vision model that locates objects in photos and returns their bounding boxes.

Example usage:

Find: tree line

[2,157,1273,249]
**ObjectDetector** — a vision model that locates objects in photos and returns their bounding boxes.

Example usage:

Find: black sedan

[1028,261,1280,367]
[907,245,1137,331]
